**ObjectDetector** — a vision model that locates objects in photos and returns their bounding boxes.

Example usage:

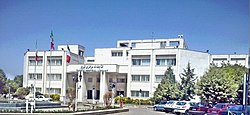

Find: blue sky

[0,0,249,79]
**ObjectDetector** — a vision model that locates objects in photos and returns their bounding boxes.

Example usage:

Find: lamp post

[92,86,95,104]
[139,89,142,106]
[110,82,116,108]
[73,72,82,112]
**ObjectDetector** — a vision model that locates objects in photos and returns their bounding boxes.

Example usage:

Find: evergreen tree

[197,64,247,104]
[180,62,197,101]
[153,66,181,102]
[0,69,7,94]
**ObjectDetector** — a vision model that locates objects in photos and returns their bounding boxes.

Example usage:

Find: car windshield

[159,101,168,104]
[214,104,225,108]
[176,102,187,105]
[229,106,242,111]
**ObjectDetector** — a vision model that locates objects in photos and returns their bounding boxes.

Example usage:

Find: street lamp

[139,89,142,105]
[73,71,82,112]
[92,85,95,104]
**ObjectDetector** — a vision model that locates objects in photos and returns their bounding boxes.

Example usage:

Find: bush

[50,94,60,101]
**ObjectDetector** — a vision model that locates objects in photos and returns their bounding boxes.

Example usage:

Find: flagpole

[49,49,51,98]
[34,40,37,111]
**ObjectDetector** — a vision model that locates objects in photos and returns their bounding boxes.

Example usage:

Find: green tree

[14,75,23,87]
[180,62,197,101]
[15,87,30,99]
[0,69,7,94]
[197,64,247,104]
[153,66,181,102]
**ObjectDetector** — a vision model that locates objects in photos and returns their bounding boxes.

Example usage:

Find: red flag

[50,31,55,50]
[66,45,71,63]
[35,40,38,61]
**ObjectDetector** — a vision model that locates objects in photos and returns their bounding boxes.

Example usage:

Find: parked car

[164,100,178,113]
[207,103,235,115]
[173,101,197,115]
[153,100,168,111]
[25,94,52,101]
[218,105,250,115]
[188,102,211,115]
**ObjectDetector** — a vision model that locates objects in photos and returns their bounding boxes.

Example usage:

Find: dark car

[188,102,210,115]
[207,103,235,115]
[218,105,250,115]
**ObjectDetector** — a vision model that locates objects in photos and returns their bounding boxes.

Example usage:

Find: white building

[23,36,249,103]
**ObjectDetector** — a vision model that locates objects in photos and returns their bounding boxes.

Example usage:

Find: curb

[0,108,129,115]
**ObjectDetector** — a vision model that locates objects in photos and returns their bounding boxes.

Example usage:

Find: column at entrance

[78,71,87,102]
[99,71,107,103]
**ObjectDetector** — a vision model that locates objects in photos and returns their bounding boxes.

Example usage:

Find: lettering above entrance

[79,65,108,72]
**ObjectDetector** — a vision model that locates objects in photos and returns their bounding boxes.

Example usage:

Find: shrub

[50,94,60,101]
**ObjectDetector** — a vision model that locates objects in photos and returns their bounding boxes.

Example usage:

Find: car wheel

[154,107,157,111]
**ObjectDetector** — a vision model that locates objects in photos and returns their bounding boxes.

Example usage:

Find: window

[36,88,42,93]
[169,41,179,47]
[111,51,123,56]
[109,78,113,82]
[88,78,93,82]
[160,41,166,48]
[96,77,100,83]
[47,56,62,66]
[155,75,164,82]
[79,50,84,57]
[132,55,150,66]
[28,56,43,66]
[87,60,95,62]
[46,88,61,94]
[29,73,42,80]
[117,78,126,83]
[131,90,149,97]
[131,43,136,48]
[120,43,128,47]
[132,75,149,82]
[212,58,227,61]
[231,58,246,61]
[156,55,176,66]
[47,74,62,81]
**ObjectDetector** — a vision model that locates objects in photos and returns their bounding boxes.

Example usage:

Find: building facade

[23,36,249,103]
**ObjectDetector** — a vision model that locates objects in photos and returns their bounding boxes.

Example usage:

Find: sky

[0,0,249,79]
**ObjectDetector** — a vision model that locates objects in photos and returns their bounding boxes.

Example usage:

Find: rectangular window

[160,41,166,48]
[131,43,136,48]
[87,60,95,62]
[109,78,113,82]
[117,78,126,83]
[131,90,149,97]
[47,74,62,81]
[46,88,61,94]
[28,73,42,80]
[132,75,149,82]
[169,41,179,46]
[212,58,227,61]
[231,58,246,61]
[88,78,93,82]
[47,56,62,66]
[156,55,176,66]
[132,55,150,66]
[28,56,43,66]
[155,75,164,82]
[36,87,42,93]
[111,51,123,57]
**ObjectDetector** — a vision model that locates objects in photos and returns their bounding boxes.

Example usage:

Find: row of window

[132,59,176,66]
[131,75,169,83]
[28,74,62,81]
[33,88,61,94]
[87,77,126,83]
[212,58,246,61]
[131,90,149,97]
[28,56,63,66]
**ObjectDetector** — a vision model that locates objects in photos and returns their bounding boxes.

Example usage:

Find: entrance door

[87,90,92,99]
[96,90,100,99]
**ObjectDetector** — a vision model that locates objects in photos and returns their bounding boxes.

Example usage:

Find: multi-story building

[23,36,249,103]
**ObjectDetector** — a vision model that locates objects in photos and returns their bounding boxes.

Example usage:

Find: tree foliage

[15,87,30,99]
[197,64,247,104]
[153,66,181,102]
[0,69,7,94]
[180,62,197,101]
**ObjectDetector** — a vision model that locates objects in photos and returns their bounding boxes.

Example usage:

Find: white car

[173,101,197,114]
[25,95,52,101]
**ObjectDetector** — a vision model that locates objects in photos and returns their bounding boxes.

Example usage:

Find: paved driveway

[112,107,174,115]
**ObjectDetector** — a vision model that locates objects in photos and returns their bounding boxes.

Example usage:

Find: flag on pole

[50,31,55,50]
[35,40,39,61]
[66,45,71,63]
